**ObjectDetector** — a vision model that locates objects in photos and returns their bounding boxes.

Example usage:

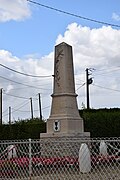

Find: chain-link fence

[0,137,120,180]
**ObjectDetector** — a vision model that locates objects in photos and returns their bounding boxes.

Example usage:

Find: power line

[0,75,50,90]
[11,101,30,114]
[2,100,30,118]
[12,105,50,113]
[92,83,120,93]
[0,64,52,78]
[42,105,50,110]
[12,108,30,113]
[27,0,120,28]
[12,100,30,111]
[76,83,85,91]
[6,82,52,91]
[93,66,120,72]
[93,67,120,76]
[2,108,8,115]
[12,108,39,113]
[3,92,30,100]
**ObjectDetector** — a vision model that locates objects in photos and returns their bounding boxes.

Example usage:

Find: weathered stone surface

[41,42,90,138]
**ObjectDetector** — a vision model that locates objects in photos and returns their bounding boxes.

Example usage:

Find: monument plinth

[41,42,90,138]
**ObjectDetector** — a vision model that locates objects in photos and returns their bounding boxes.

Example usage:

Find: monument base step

[39,132,90,157]
[40,132,90,138]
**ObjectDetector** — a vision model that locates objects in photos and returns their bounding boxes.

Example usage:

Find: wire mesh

[0,137,120,180]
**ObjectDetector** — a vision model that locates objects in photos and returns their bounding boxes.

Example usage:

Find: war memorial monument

[41,42,90,138]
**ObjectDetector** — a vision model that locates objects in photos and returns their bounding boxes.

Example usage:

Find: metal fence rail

[0,137,120,180]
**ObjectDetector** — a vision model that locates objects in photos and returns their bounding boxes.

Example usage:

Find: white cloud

[0,49,53,122]
[0,0,31,22]
[1,23,120,122]
[0,50,19,62]
[56,23,120,70]
[56,23,120,109]
[112,12,120,21]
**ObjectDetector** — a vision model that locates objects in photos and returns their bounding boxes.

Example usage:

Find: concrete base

[40,132,90,138]
[40,132,90,157]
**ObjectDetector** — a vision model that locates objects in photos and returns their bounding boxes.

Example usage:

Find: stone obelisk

[41,42,90,138]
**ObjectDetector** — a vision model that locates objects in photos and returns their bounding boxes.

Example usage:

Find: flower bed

[0,155,119,178]
[0,155,119,168]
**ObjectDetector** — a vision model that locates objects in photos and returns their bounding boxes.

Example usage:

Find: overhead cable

[76,82,85,91]
[27,0,120,28]
[2,100,30,118]
[92,67,120,76]
[92,66,120,72]
[3,92,30,100]
[92,84,120,93]
[12,108,39,113]
[0,64,52,78]
[12,108,30,113]
[12,100,30,110]
[11,101,30,113]
[0,75,50,90]
[42,105,50,110]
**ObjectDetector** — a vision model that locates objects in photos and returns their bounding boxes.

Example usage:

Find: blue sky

[0,0,120,57]
[0,0,120,123]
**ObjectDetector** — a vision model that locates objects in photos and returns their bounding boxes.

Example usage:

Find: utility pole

[38,93,42,120]
[30,97,34,119]
[9,106,11,125]
[86,68,93,109]
[0,88,2,125]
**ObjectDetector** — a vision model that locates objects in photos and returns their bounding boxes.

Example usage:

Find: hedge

[79,108,120,137]
[0,118,46,140]
[0,108,120,139]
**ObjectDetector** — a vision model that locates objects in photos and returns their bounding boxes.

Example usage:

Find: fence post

[29,138,32,179]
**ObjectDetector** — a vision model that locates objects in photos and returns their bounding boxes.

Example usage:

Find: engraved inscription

[55,49,64,86]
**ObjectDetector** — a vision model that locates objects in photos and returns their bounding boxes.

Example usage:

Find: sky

[0,0,120,123]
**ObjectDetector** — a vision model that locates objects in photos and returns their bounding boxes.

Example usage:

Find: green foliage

[0,118,46,140]
[1,109,120,139]
[79,108,120,137]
